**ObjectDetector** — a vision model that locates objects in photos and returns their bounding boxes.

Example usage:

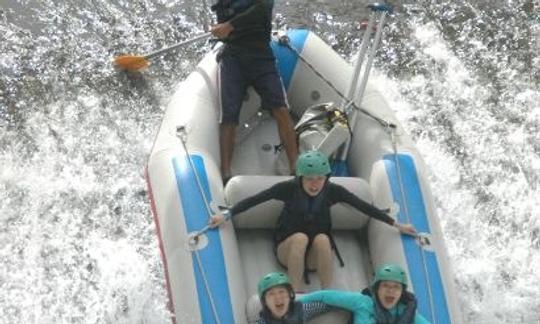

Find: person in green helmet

[210,150,417,291]
[253,272,330,323]
[297,263,431,324]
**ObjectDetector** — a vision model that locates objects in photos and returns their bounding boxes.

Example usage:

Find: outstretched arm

[415,313,432,324]
[298,290,372,320]
[302,301,331,321]
[332,184,417,236]
[249,301,332,324]
[209,181,293,228]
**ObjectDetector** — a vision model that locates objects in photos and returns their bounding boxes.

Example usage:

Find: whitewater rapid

[1,1,538,323]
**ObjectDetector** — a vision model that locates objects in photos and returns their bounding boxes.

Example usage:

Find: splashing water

[374,2,540,322]
[1,0,539,323]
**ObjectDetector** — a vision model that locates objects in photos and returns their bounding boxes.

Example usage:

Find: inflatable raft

[146,27,462,323]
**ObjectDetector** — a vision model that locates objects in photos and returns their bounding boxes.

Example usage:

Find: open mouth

[271,302,287,316]
[308,187,320,194]
[384,296,396,305]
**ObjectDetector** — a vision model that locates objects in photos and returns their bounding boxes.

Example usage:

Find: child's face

[264,286,291,318]
[377,280,403,310]
[301,175,327,196]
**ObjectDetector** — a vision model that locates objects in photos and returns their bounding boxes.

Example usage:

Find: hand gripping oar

[113,32,212,71]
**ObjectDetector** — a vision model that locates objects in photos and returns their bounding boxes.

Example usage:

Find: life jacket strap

[302,233,345,285]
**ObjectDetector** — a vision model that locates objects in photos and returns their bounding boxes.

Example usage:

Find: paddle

[113,32,212,71]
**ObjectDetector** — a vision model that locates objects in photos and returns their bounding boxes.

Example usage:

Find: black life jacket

[211,0,256,23]
[361,287,418,324]
[260,301,304,324]
[275,179,345,284]
[274,179,332,242]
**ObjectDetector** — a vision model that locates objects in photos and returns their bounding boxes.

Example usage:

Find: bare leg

[276,233,309,291]
[271,107,298,173]
[220,122,236,181]
[307,234,333,289]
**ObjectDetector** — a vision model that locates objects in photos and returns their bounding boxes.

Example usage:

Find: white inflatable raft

[146,28,462,323]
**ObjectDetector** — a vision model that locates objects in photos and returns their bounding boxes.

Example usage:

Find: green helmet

[257,272,292,299]
[295,150,331,177]
[373,264,408,287]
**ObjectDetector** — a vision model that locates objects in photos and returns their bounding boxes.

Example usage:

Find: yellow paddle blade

[113,55,149,71]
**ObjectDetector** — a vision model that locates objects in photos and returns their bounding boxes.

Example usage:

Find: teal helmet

[373,264,408,288]
[295,150,331,177]
[257,272,293,300]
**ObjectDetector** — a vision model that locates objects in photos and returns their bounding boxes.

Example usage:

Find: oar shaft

[342,3,393,109]
[341,11,377,107]
[338,4,391,161]
[144,32,212,59]
[342,10,388,138]
[354,12,388,107]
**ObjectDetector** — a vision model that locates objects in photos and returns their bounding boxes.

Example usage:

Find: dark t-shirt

[222,0,275,58]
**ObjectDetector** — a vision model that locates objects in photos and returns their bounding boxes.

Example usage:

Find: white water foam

[1,1,539,323]
[372,21,540,323]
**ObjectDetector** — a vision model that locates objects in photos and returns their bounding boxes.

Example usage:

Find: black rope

[277,35,396,129]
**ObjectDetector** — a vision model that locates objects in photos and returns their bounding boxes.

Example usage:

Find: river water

[1,0,538,323]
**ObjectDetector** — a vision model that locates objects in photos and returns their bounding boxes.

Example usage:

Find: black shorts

[218,53,288,124]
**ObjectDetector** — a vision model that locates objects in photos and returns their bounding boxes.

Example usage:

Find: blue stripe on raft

[173,154,234,324]
[271,28,310,90]
[331,159,350,177]
[384,153,450,324]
